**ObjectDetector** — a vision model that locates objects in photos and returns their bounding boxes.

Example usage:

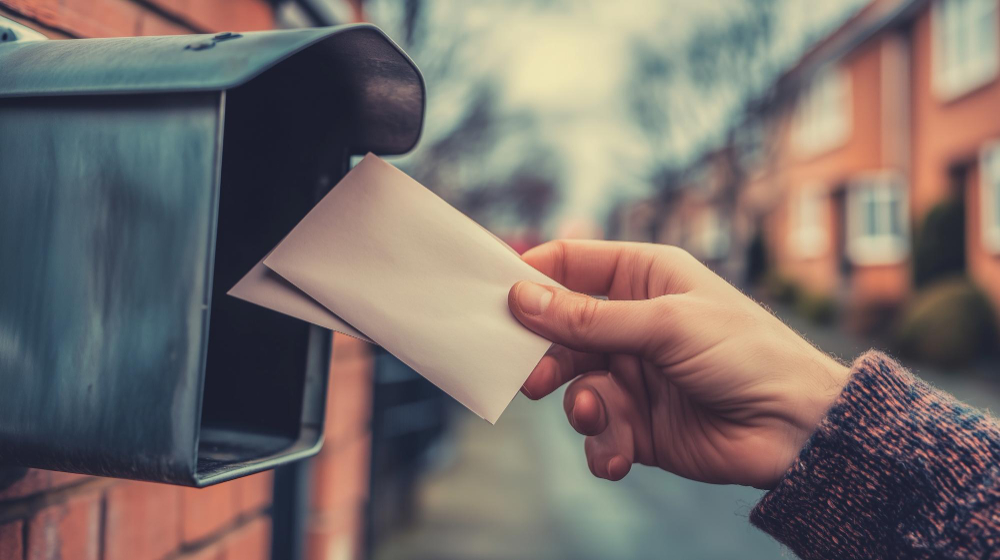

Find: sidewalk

[374,397,783,560]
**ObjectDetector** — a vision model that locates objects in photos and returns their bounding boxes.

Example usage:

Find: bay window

[848,173,909,264]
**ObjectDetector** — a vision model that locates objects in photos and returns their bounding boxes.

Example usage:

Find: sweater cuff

[750,351,1000,559]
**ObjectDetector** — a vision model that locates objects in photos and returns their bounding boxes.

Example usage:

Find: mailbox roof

[0,24,425,154]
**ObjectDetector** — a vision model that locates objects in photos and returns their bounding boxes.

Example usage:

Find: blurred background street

[2,0,999,558]
[361,0,1000,557]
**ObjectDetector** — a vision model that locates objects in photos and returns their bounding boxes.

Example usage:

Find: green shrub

[895,277,998,368]
[913,198,965,289]
[795,290,837,325]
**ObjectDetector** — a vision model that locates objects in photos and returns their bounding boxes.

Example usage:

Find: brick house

[763,0,1000,315]
[759,0,916,310]
[644,0,1000,325]
[0,2,377,560]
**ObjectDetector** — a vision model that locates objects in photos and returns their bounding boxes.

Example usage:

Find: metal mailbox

[0,21,424,486]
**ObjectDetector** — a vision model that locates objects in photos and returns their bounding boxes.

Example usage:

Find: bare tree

[367,0,562,234]
[627,0,780,184]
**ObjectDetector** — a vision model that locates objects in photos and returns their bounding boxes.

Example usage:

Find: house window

[789,188,828,258]
[848,173,909,264]
[697,209,730,260]
[793,66,851,156]
[982,141,1000,252]
[933,0,999,99]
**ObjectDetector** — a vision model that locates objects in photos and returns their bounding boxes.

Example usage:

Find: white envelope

[228,259,371,343]
[234,154,558,423]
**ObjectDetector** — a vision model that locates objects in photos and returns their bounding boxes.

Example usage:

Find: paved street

[374,305,1000,560]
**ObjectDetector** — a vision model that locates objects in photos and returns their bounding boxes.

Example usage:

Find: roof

[778,0,928,90]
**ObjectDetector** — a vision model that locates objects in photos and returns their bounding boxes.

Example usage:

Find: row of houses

[615,0,1000,328]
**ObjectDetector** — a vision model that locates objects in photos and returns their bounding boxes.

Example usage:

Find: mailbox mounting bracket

[0,15,48,44]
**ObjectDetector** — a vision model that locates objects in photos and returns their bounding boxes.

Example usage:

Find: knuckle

[566,296,602,342]
[660,244,692,262]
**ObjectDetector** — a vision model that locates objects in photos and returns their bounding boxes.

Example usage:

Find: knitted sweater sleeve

[750,351,1000,559]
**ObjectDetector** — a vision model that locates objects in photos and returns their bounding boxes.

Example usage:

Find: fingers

[520,240,638,295]
[521,240,705,298]
[509,281,664,357]
[586,439,633,482]
[564,374,635,481]
[564,380,608,436]
[521,345,608,400]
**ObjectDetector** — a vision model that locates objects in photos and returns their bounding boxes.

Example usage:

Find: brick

[12,0,145,38]
[311,433,370,513]
[61,0,143,37]
[221,517,270,560]
[232,471,273,516]
[0,0,61,33]
[179,543,223,560]
[305,507,363,560]
[143,0,273,32]
[325,354,374,446]
[49,472,93,489]
[180,481,238,544]
[0,469,51,500]
[27,490,101,560]
[0,470,92,501]
[332,334,374,363]
[104,480,182,560]
[0,520,24,560]
[136,12,191,36]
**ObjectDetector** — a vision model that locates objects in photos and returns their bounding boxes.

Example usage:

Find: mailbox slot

[199,60,353,481]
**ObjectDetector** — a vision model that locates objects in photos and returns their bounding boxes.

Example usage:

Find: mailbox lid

[0,23,425,155]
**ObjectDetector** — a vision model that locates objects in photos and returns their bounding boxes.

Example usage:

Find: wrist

[779,353,851,479]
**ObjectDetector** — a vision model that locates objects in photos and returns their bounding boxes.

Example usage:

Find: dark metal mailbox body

[0,25,424,486]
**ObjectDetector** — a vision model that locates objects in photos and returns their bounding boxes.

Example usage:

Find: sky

[367,0,868,234]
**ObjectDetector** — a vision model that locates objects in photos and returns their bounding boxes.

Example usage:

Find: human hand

[508,240,849,489]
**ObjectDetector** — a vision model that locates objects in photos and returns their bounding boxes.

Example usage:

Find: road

[374,305,1000,560]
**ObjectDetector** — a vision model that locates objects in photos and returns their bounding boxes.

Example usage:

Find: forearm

[751,351,1000,559]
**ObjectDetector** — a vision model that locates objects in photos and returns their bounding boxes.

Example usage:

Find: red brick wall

[306,335,374,560]
[0,470,274,560]
[0,0,273,39]
[768,34,911,305]
[769,43,889,296]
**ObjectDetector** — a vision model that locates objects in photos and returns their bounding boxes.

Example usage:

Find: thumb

[509,281,659,357]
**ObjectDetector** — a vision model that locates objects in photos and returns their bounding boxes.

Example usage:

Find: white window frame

[932,0,1000,100]
[847,172,910,265]
[793,66,852,156]
[789,187,829,259]
[981,141,1000,253]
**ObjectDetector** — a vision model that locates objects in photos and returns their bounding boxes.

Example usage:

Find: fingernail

[516,282,552,315]
[520,385,534,399]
